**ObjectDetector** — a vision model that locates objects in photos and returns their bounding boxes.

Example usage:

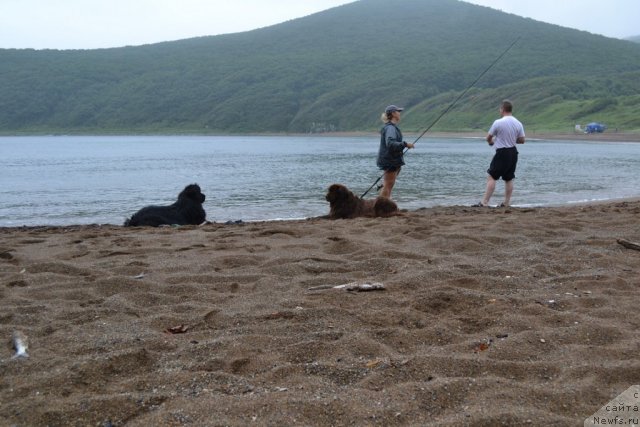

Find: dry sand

[1,200,639,426]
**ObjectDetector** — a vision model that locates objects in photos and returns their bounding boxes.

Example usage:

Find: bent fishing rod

[361,36,521,199]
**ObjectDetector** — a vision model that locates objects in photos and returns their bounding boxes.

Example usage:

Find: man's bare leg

[503,179,514,207]
[481,175,497,206]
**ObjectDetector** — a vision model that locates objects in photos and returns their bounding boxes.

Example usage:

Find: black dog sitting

[124,184,206,227]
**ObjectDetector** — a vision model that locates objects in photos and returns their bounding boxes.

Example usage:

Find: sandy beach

[1,200,640,425]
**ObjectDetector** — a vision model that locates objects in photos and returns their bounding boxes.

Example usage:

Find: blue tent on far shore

[585,122,607,133]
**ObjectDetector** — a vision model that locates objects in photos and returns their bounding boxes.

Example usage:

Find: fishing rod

[361,36,521,199]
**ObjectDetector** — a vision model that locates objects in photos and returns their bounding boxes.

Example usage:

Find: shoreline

[313,131,640,143]
[3,196,640,230]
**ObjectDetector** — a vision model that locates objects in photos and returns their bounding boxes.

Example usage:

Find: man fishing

[474,99,525,208]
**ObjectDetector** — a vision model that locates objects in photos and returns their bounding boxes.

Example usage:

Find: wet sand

[1,200,640,425]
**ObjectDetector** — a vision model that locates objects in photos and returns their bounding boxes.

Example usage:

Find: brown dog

[325,183,399,219]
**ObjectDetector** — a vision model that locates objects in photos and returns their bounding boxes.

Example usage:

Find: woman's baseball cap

[385,105,404,113]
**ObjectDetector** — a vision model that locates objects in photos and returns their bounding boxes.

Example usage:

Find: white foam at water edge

[567,197,612,205]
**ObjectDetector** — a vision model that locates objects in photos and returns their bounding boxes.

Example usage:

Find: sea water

[1,135,639,226]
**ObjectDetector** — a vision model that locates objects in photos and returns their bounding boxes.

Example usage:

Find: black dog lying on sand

[124,184,206,227]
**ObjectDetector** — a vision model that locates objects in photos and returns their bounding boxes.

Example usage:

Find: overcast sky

[1,0,638,50]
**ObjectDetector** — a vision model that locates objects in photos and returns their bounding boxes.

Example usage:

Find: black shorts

[487,147,518,181]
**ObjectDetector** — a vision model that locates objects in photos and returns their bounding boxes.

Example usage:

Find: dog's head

[325,183,353,205]
[326,183,364,219]
[178,184,206,204]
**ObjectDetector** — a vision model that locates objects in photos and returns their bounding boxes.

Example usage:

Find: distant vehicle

[585,122,607,133]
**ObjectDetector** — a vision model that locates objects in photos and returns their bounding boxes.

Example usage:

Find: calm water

[1,135,639,226]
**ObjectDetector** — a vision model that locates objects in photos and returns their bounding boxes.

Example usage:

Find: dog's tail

[123,217,132,227]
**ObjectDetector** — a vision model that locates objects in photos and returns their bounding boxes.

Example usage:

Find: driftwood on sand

[307,282,386,292]
[617,238,640,251]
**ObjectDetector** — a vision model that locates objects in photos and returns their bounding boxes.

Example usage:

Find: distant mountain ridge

[1,0,640,134]
[627,35,640,43]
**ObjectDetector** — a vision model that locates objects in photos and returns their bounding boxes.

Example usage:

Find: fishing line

[361,36,521,199]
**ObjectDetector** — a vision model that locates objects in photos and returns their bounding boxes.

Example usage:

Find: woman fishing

[376,105,414,199]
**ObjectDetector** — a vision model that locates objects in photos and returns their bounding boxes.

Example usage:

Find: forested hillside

[1,0,640,134]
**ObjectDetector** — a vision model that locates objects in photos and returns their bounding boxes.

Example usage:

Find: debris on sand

[307,282,385,292]
[12,331,29,359]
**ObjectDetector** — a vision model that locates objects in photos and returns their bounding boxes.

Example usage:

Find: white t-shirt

[488,115,525,149]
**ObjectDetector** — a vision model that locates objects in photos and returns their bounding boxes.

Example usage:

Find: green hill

[1,0,640,134]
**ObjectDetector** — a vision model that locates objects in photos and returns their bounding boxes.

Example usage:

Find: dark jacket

[377,122,405,170]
